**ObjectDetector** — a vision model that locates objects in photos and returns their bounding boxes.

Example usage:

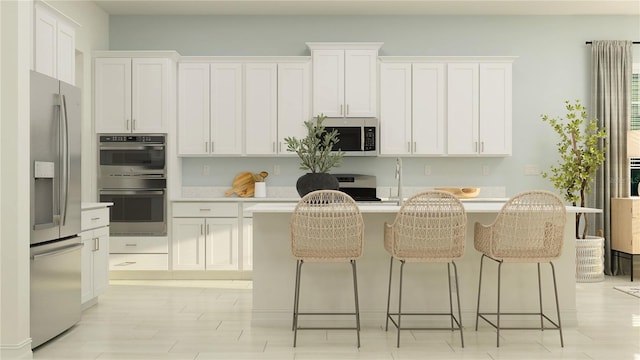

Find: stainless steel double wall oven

[99,135,167,236]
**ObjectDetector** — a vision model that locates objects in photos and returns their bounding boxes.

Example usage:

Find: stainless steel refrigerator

[30,70,82,349]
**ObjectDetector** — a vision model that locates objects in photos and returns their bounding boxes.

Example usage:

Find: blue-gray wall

[109,15,640,194]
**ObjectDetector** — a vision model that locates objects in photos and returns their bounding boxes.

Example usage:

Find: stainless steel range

[98,135,167,236]
[334,174,381,202]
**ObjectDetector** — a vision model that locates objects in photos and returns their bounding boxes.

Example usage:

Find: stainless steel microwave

[322,118,378,156]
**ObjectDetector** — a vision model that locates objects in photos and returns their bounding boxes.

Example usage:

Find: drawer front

[109,254,168,271]
[81,207,110,231]
[110,237,168,254]
[173,202,238,217]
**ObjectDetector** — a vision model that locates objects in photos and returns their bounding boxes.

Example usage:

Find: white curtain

[591,40,633,275]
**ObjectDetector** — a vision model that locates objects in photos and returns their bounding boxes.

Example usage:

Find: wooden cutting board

[225,171,268,197]
[435,187,480,198]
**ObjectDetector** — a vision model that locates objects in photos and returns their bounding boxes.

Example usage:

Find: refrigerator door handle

[60,94,70,226]
[31,243,84,261]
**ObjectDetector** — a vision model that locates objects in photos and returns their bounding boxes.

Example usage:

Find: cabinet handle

[340,104,343,116]
[272,142,276,153]
[125,243,137,247]
[96,238,100,251]
[206,224,210,235]
[199,208,211,211]
[407,142,411,153]
[413,142,417,153]
[211,142,214,153]
[346,104,349,115]
[133,119,136,130]
[205,141,208,153]
[126,119,130,130]
[91,217,100,221]
[279,142,282,152]
[474,141,478,153]
[201,224,204,235]
[481,141,484,153]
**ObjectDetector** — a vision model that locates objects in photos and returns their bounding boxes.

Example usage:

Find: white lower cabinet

[81,205,110,305]
[172,203,240,271]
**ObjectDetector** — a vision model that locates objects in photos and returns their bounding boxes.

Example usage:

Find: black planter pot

[296,173,339,197]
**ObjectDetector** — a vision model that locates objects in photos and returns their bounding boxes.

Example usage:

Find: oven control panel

[99,135,165,143]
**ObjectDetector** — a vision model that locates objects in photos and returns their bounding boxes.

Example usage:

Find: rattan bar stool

[384,191,467,348]
[290,190,364,347]
[474,190,567,347]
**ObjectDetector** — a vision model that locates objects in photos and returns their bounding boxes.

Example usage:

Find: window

[632,63,640,130]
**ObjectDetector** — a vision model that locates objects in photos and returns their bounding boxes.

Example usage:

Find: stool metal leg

[475,254,485,331]
[452,260,464,348]
[447,263,454,331]
[537,263,544,331]
[397,260,406,348]
[497,261,502,347]
[292,260,302,331]
[293,260,303,347]
[550,262,564,347]
[385,257,394,331]
[351,260,361,348]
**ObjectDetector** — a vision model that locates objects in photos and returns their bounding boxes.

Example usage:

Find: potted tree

[284,114,345,197]
[541,100,607,239]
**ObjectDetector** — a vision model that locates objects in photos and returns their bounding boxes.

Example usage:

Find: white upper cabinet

[210,63,243,154]
[95,57,172,134]
[245,63,278,155]
[479,63,512,155]
[177,62,242,155]
[308,43,382,118]
[277,61,311,155]
[34,3,75,84]
[379,62,412,155]
[178,63,210,155]
[447,61,512,156]
[379,62,446,156]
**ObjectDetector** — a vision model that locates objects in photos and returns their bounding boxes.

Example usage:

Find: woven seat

[384,191,467,347]
[474,190,567,347]
[290,190,364,347]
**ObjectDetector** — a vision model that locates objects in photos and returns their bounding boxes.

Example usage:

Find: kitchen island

[248,201,600,327]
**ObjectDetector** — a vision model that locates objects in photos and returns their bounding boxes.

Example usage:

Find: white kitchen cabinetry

[178,62,243,155]
[308,43,382,118]
[81,205,110,306]
[95,57,172,134]
[277,61,311,154]
[244,61,311,155]
[447,62,512,156]
[379,62,446,156]
[34,3,76,84]
[245,63,278,155]
[172,203,239,271]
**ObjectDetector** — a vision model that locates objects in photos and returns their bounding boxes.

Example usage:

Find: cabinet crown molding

[378,56,518,63]
[36,0,82,28]
[93,50,181,61]
[306,42,384,51]
[179,56,311,63]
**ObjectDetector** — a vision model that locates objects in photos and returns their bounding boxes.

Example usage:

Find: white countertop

[81,202,113,210]
[246,201,601,214]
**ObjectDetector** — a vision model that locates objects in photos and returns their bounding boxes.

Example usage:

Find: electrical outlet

[482,165,490,176]
[203,165,210,176]
[424,165,431,176]
[273,165,281,175]
[524,164,540,176]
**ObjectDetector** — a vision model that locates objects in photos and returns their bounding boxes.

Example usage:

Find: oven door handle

[100,190,165,195]
[99,145,165,151]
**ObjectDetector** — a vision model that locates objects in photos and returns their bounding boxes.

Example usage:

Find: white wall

[0,1,108,357]
[1,1,33,357]
[107,15,640,196]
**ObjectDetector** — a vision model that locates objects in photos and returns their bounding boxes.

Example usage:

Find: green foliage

[284,114,344,173]
[541,100,607,238]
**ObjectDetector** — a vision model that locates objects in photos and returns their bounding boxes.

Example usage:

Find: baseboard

[0,338,32,359]
[109,270,252,280]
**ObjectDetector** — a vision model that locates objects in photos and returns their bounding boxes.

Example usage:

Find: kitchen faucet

[395,157,403,206]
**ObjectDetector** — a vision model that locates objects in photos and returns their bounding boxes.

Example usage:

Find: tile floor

[33,276,640,360]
